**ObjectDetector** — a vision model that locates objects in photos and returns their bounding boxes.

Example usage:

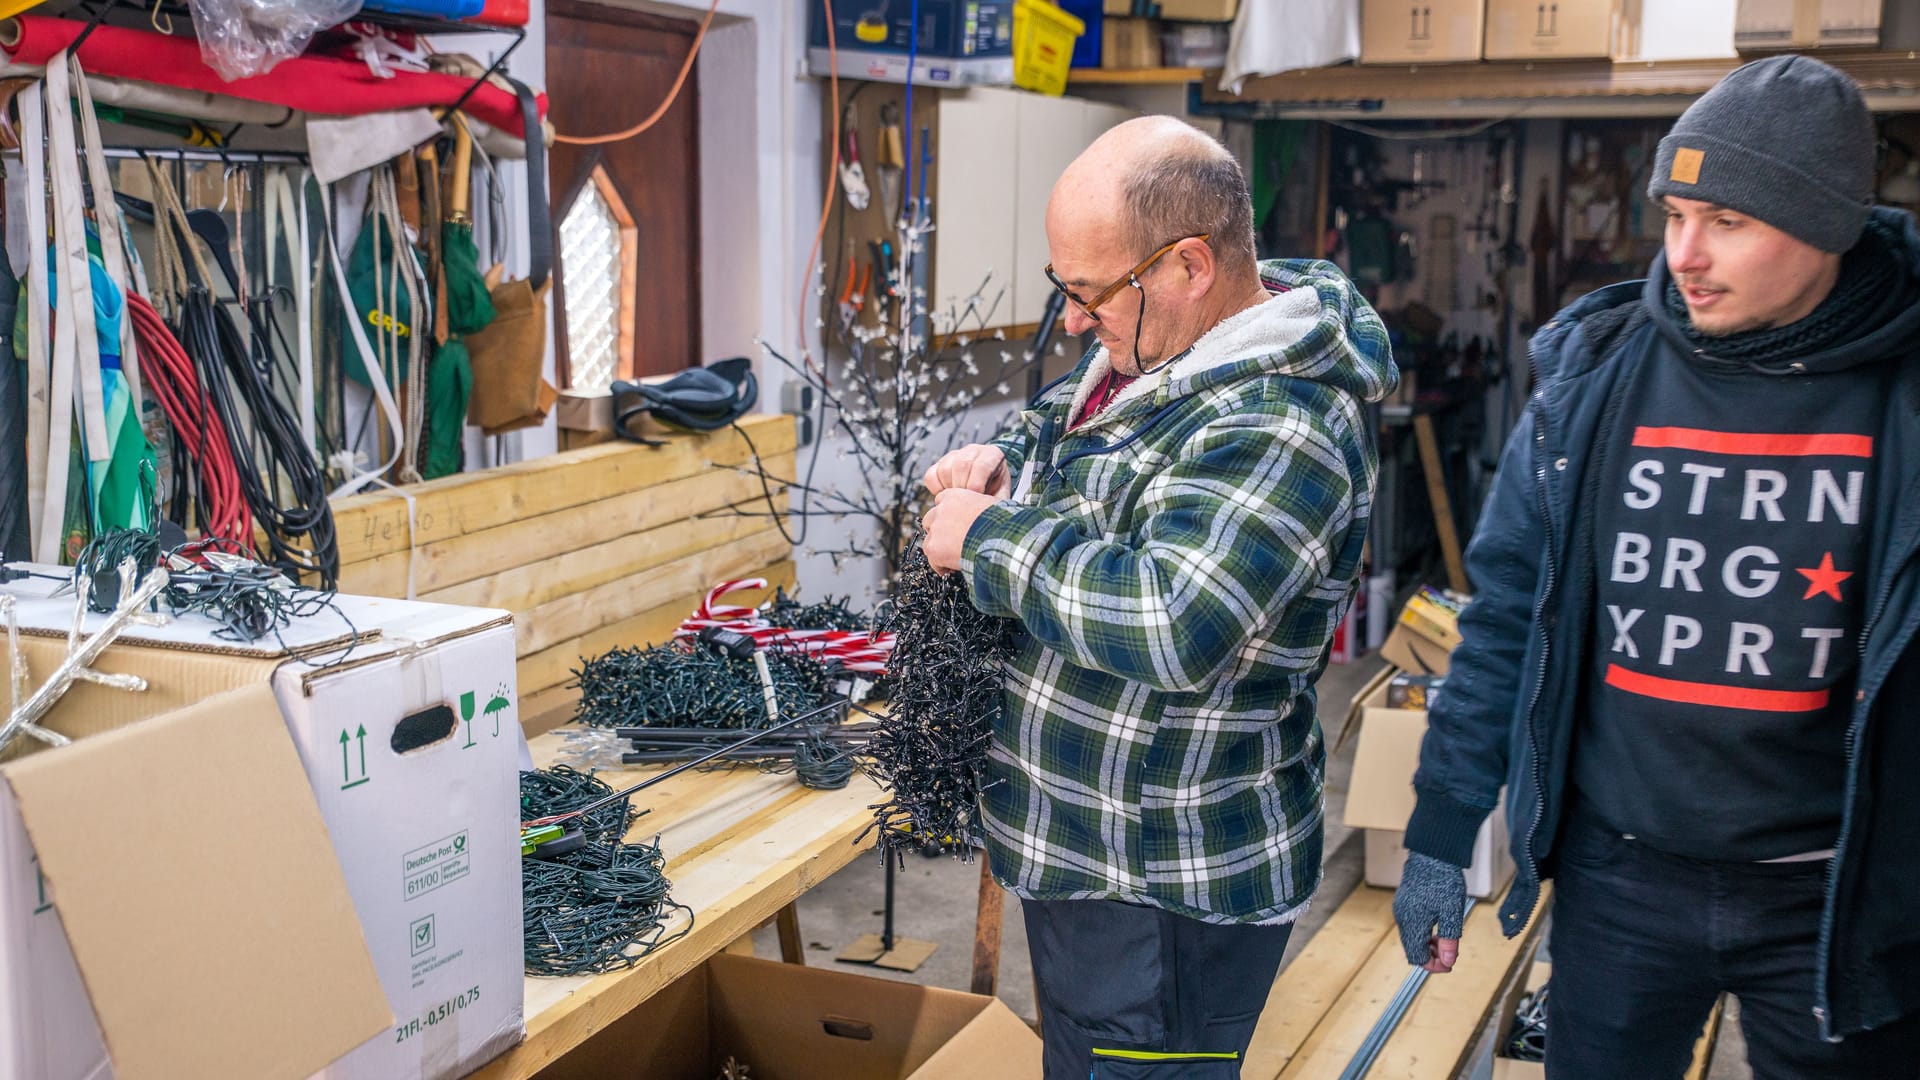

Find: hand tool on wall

[876,100,904,226]
[839,101,870,212]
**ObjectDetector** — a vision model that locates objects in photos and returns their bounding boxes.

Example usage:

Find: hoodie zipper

[1814,516,1915,1038]
[1516,330,1559,911]
[1519,401,1556,906]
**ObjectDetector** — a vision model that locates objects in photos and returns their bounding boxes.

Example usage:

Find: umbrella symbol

[483,692,511,737]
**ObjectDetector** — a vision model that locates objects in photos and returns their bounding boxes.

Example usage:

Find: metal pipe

[1336,897,1478,1080]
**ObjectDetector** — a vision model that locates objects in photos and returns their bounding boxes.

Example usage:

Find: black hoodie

[1574,213,1919,860]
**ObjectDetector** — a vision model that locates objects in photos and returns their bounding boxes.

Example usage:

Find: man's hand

[1393,852,1468,974]
[922,488,1000,572]
[924,444,1011,499]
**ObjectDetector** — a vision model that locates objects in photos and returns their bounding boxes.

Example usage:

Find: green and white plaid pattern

[960,260,1396,924]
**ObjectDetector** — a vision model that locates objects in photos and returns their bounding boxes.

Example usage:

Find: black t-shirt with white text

[1576,353,1886,861]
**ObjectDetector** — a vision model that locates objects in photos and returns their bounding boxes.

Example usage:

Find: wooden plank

[1685,997,1724,1080]
[1275,883,1552,1079]
[1244,885,1398,1079]
[513,528,793,657]
[1414,413,1469,594]
[970,858,1005,997]
[335,452,796,599]
[518,684,581,737]
[328,414,796,566]
[515,562,796,695]
[424,493,786,613]
[1207,51,1920,106]
[1068,66,1209,85]
[776,903,804,965]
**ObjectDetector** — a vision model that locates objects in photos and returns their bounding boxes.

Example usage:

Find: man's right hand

[1393,852,1468,974]
[923,444,1011,499]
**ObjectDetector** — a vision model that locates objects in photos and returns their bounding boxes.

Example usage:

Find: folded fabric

[0,14,546,138]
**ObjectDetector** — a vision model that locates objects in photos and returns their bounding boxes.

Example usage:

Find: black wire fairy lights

[761,588,871,633]
[519,765,694,978]
[859,542,1014,862]
[570,642,838,730]
[71,528,357,658]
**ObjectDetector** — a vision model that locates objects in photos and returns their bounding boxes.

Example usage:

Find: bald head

[1051,116,1258,278]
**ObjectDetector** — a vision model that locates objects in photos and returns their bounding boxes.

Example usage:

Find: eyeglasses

[1043,233,1211,324]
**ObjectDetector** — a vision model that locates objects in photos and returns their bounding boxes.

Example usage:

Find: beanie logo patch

[1671,147,1704,185]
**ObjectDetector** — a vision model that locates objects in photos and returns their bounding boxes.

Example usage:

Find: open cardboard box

[0,577,526,1080]
[1491,962,1723,1079]
[541,953,1041,1080]
[1,682,390,1080]
[1344,679,1514,898]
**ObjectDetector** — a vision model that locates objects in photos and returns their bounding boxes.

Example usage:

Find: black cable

[858,541,1014,860]
[519,766,693,977]
[175,278,339,588]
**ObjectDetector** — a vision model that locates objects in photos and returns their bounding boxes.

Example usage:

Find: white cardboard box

[274,605,525,1080]
[1343,681,1515,898]
[0,791,111,1080]
[0,579,525,1080]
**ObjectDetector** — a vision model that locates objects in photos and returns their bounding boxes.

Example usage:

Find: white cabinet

[929,88,1139,330]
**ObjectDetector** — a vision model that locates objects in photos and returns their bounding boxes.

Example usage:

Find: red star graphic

[1798,552,1853,602]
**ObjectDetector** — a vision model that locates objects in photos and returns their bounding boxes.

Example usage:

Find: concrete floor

[750,658,1753,1078]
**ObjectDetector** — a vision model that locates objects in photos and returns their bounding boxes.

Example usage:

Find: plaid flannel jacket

[960,260,1396,924]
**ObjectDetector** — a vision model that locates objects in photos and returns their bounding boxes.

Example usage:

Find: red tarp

[3,15,545,138]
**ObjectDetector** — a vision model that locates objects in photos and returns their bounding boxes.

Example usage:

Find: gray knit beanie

[1647,54,1874,254]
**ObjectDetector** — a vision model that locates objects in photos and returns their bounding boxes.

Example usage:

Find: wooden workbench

[1244,881,1552,1079]
[472,722,883,1079]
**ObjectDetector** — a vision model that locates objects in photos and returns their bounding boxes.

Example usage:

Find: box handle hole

[821,1016,875,1041]
[391,704,456,753]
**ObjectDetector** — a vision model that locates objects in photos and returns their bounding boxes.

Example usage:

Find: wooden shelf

[1068,66,1211,85]
[1207,51,1920,105]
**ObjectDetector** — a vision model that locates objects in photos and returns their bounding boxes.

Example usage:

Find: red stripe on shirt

[1604,664,1831,713]
[1631,427,1873,458]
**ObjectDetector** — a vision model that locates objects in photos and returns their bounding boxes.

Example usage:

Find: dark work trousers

[1022,896,1293,1080]
[1546,802,1920,1079]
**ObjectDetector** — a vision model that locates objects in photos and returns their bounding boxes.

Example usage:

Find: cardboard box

[0,579,526,1080]
[811,0,1016,58]
[1380,622,1452,675]
[1360,0,1485,63]
[1104,0,1238,19]
[1736,0,1881,49]
[2,683,392,1080]
[541,953,1042,1080]
[1161,20,1231,66]
[1484,0,1622,59]
[273,606,526,1079]
[1491,962,1726,1079]
[1102,16,1162,67]
[1344,681,1515,898]
[1614,0,1738,60]
[1378,586,1462,675]
[556,387,618,450]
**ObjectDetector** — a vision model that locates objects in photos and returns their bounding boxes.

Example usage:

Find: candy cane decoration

[677,578,895,673]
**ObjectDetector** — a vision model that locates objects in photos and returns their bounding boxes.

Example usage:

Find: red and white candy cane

[677,578,895,674]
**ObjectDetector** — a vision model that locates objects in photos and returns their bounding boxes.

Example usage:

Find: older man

[1394,56,1920,1077]
[921,116,1396,1078]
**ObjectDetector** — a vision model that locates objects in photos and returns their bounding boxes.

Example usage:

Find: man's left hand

[922,488,1000,573]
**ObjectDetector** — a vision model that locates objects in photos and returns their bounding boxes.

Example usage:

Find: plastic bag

[188,0,363,81]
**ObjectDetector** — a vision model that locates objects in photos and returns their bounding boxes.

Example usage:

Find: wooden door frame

[546,0,704,386]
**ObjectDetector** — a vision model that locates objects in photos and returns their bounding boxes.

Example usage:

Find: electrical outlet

[782,382,816,446]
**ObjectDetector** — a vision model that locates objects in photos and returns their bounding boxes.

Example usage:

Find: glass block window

[558,168,636,391]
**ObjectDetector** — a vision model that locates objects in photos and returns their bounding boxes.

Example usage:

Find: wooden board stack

[326,416,799,732]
